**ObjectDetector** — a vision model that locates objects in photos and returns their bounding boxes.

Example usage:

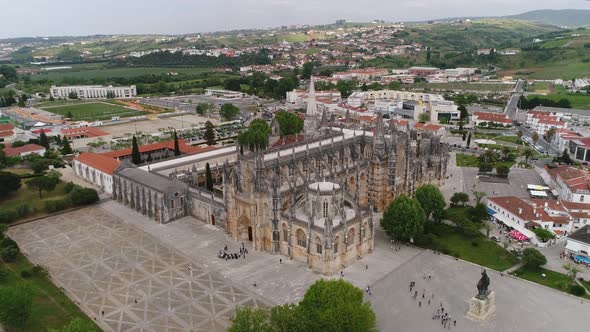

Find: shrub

[471,241,479,247]
[20,270,31,278]
[31,265,47,277]
[70,187,99,206]
[569,284,586,296]
[0,209,18,224]
[0,237,18,250]
[522,248,547,270]
[14,203,33,218]
[63,181,76,193]
[0,246,19,262]
[44,199,70,213]
[0,269,8,281]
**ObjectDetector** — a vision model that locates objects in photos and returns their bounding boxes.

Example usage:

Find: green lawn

[494,136,521,144]
[511,267,590,300]
[421,223,519,271]
[41,102,148,121]
[455,153,515,169]
[527,92,590,110]
[0,181,70,223]
[0,254,98,331]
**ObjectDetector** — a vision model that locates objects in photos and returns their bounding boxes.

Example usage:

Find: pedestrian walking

[454,320,456,327]
[428,299,430,305]
[280,258,282,264]
[341,271,344,277]
[419,301,421,307]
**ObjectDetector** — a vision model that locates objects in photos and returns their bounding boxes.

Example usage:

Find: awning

[574,255,590,264]
[487,207,497,215]
[509,229,529,241]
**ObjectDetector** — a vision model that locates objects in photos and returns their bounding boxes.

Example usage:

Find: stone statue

[476,269,490,299]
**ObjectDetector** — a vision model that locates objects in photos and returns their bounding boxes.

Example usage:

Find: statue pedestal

[466,291,496,321]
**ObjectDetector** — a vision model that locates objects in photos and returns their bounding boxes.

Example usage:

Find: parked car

[490,236,500,242]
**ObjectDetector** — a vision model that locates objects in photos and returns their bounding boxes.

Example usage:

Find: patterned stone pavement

[8,207,266,332]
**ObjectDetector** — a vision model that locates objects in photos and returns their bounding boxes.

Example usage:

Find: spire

[306,77,318,117]
[375,114,385,138]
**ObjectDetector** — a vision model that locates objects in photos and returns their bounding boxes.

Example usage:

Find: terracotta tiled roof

[569,225,590,245]
[488,196,537,220]
[0,130,14,138]
[75,153,120,175]
[473,112,512,124]
[3,144,45,157]
[61,127,109,138]
[0,124,15,131]
[101,140,213,159]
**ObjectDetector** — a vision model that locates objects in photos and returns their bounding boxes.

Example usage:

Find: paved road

[518,125,560,156]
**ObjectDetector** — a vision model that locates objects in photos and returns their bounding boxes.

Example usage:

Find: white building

[540,165,590,204]
[72,153,120,194]
[286,89,342,104]
[50,85,137,99]
[205,89,245,99]
[487,196,574,244]
[565,225,590,263]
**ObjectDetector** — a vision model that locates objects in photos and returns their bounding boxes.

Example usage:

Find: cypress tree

[205,162,213,191]
[173,131,181,156]
[131,136,141,164]
[61,138,73,155]
[204,121,216,146]
[39,132,50,149]
[466,132,472,148]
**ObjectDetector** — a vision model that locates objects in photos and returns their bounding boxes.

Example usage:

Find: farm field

[41,102,148,121]
[408,82,514,92]
[527,92,590,110]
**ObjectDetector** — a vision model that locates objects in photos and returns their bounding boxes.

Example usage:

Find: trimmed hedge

[44,199,70,213]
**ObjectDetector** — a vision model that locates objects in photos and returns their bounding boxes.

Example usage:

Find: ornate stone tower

[304,78,320,138]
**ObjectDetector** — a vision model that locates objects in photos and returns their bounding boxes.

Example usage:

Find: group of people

[409,274,458,330]
[218,244,248,261]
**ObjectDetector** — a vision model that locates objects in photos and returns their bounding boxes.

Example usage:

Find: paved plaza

[369,250,588,332]
[8,207,267,332]
[441,153,545,204]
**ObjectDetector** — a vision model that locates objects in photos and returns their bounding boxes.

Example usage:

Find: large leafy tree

[221,103,240,121]
[381,194,426,241]
[301,62,314,79]
[450,192,469,207]
[522,147,534,164]
[0,171,21,198]
[415,184,446,222]
[0,285,33,328]
[26,174,59,198]
[298,279,376,332]
[131,136,141,164]
[274,111,303,137]
[204,121,216,146]
[238,119,270,152]
[228,306,272,332]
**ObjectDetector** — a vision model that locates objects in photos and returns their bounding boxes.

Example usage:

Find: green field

[0,253,98,331]
[41,102,147,121]
[1,181,71,223]
[31,66,212,81]
[527,92,590,110]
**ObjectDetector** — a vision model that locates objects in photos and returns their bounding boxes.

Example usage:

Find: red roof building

[61,127,109,140]
[3,143,46,157]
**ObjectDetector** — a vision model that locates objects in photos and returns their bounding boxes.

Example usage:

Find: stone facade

[105,82,449,275]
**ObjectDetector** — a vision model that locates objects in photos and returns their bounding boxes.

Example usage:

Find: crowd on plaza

[218,243,248,260]
[409,274,458,329]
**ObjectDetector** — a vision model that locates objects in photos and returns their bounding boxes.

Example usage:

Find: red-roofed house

[3,143,46,157]
[61,126,112,149]
[472,112,512,126]
[73,153,121,193]
[0,124,16,143]
[487,196,575,243]
[540,165,590,203]
[413,122,445,136]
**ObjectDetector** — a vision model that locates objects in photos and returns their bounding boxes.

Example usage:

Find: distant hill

[504,9,590,27]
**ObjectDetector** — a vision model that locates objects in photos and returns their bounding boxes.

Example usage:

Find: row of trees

[519,96,572,110]
[128,50,272,68]
[229,279,376,332]
[274,111,304,137]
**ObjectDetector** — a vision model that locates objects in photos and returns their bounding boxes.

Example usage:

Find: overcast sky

[0,0,588,38]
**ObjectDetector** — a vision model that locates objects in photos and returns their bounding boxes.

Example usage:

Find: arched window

[282,224,288,242]
[334,236,339,254]
[296,229,306,247]
[323,201,329,218]
[581,195,585,203]
[316,237,323,254]
[347,228,355,248]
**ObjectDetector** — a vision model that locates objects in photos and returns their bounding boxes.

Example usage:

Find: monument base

[466,291,496,321]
